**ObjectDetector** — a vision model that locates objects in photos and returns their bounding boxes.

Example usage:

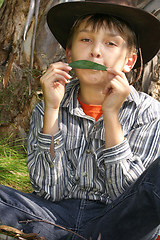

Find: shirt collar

[60,79,83,116]
[126,86,140,107]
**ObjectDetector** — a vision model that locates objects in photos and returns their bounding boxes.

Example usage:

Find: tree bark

[0,0,65,143]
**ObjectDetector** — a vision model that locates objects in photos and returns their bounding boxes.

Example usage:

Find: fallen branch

[0,225,46,239]
[19,219,87,240]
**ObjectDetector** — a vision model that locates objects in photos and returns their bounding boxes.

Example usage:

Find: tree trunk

[0,0,65,143]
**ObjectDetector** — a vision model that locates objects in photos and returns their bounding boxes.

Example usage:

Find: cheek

[71,49,87,62]
[106,51,128,70]
[70,48,79,61]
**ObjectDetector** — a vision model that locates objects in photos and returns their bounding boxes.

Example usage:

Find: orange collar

[78,97,102,121]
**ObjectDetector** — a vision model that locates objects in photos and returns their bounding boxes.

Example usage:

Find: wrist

[103,109,119,122]
[44,106,59,115]
[43,108,59,135]
[103,112,124,149]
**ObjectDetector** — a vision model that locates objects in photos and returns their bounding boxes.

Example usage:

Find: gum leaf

[69,60,107,71]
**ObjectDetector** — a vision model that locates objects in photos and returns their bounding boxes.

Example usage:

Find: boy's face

[66,19,137,86]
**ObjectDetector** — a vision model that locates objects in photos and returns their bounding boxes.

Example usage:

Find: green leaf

[69,60,107,71]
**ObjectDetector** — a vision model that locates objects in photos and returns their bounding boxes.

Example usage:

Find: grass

[0,137,33,193]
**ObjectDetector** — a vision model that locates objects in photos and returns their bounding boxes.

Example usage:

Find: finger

[41,62,72,80]
[53,74,71,85]
[107,68,128,84]
[49,62,72,73]
[41,74,70,90]
[41,68,72,85]
[45,69,72,82]
[103,77,130,96]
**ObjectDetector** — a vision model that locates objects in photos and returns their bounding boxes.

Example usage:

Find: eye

[81,38,91,42]
[106,41,117,46]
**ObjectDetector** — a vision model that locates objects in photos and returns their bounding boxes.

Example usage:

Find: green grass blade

[69,60,107,71]
[0,138,32,193]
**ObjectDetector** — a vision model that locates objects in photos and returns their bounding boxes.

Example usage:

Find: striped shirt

[27,79,160,204]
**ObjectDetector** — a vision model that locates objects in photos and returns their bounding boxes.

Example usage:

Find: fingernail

[67,74,72,79]
[68,66,72,71]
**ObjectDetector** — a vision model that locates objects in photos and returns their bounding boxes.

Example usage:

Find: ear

[123,53,137,72]
[66,47,72,64]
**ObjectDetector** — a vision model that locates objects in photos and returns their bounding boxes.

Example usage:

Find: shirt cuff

[37,130,52,151]
[103,138,132,163]
[53,131,64,150]
[37,130,64,151]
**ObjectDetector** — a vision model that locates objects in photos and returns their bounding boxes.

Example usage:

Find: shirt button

[75,176,80,181]
[86,149,91,154]
[56,139,60,145]
[93,125,97,130]
[82,172,87,177]
[50,162,54,168]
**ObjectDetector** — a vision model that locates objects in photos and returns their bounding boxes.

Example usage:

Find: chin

[77,69,105,83]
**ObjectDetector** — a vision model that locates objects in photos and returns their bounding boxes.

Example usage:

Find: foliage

[0,0,4,7]
[0,137,33,193]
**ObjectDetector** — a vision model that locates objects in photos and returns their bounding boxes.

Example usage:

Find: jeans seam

[71,199,86,240]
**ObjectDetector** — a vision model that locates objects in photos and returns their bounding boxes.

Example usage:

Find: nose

[90,43,102,58]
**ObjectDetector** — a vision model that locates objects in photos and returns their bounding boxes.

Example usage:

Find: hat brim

[47,1,160,69]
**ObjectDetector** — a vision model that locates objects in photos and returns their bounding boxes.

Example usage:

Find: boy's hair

[66,14,138,54]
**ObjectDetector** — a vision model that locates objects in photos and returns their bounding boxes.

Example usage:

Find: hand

[40,62,72,110]
[102,68,130,148]
[102,68,131,116]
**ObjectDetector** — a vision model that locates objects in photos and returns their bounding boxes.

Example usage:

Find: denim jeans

[0,157,160,240]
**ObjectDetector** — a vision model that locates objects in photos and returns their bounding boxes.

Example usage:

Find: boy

[1,0,160,240]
